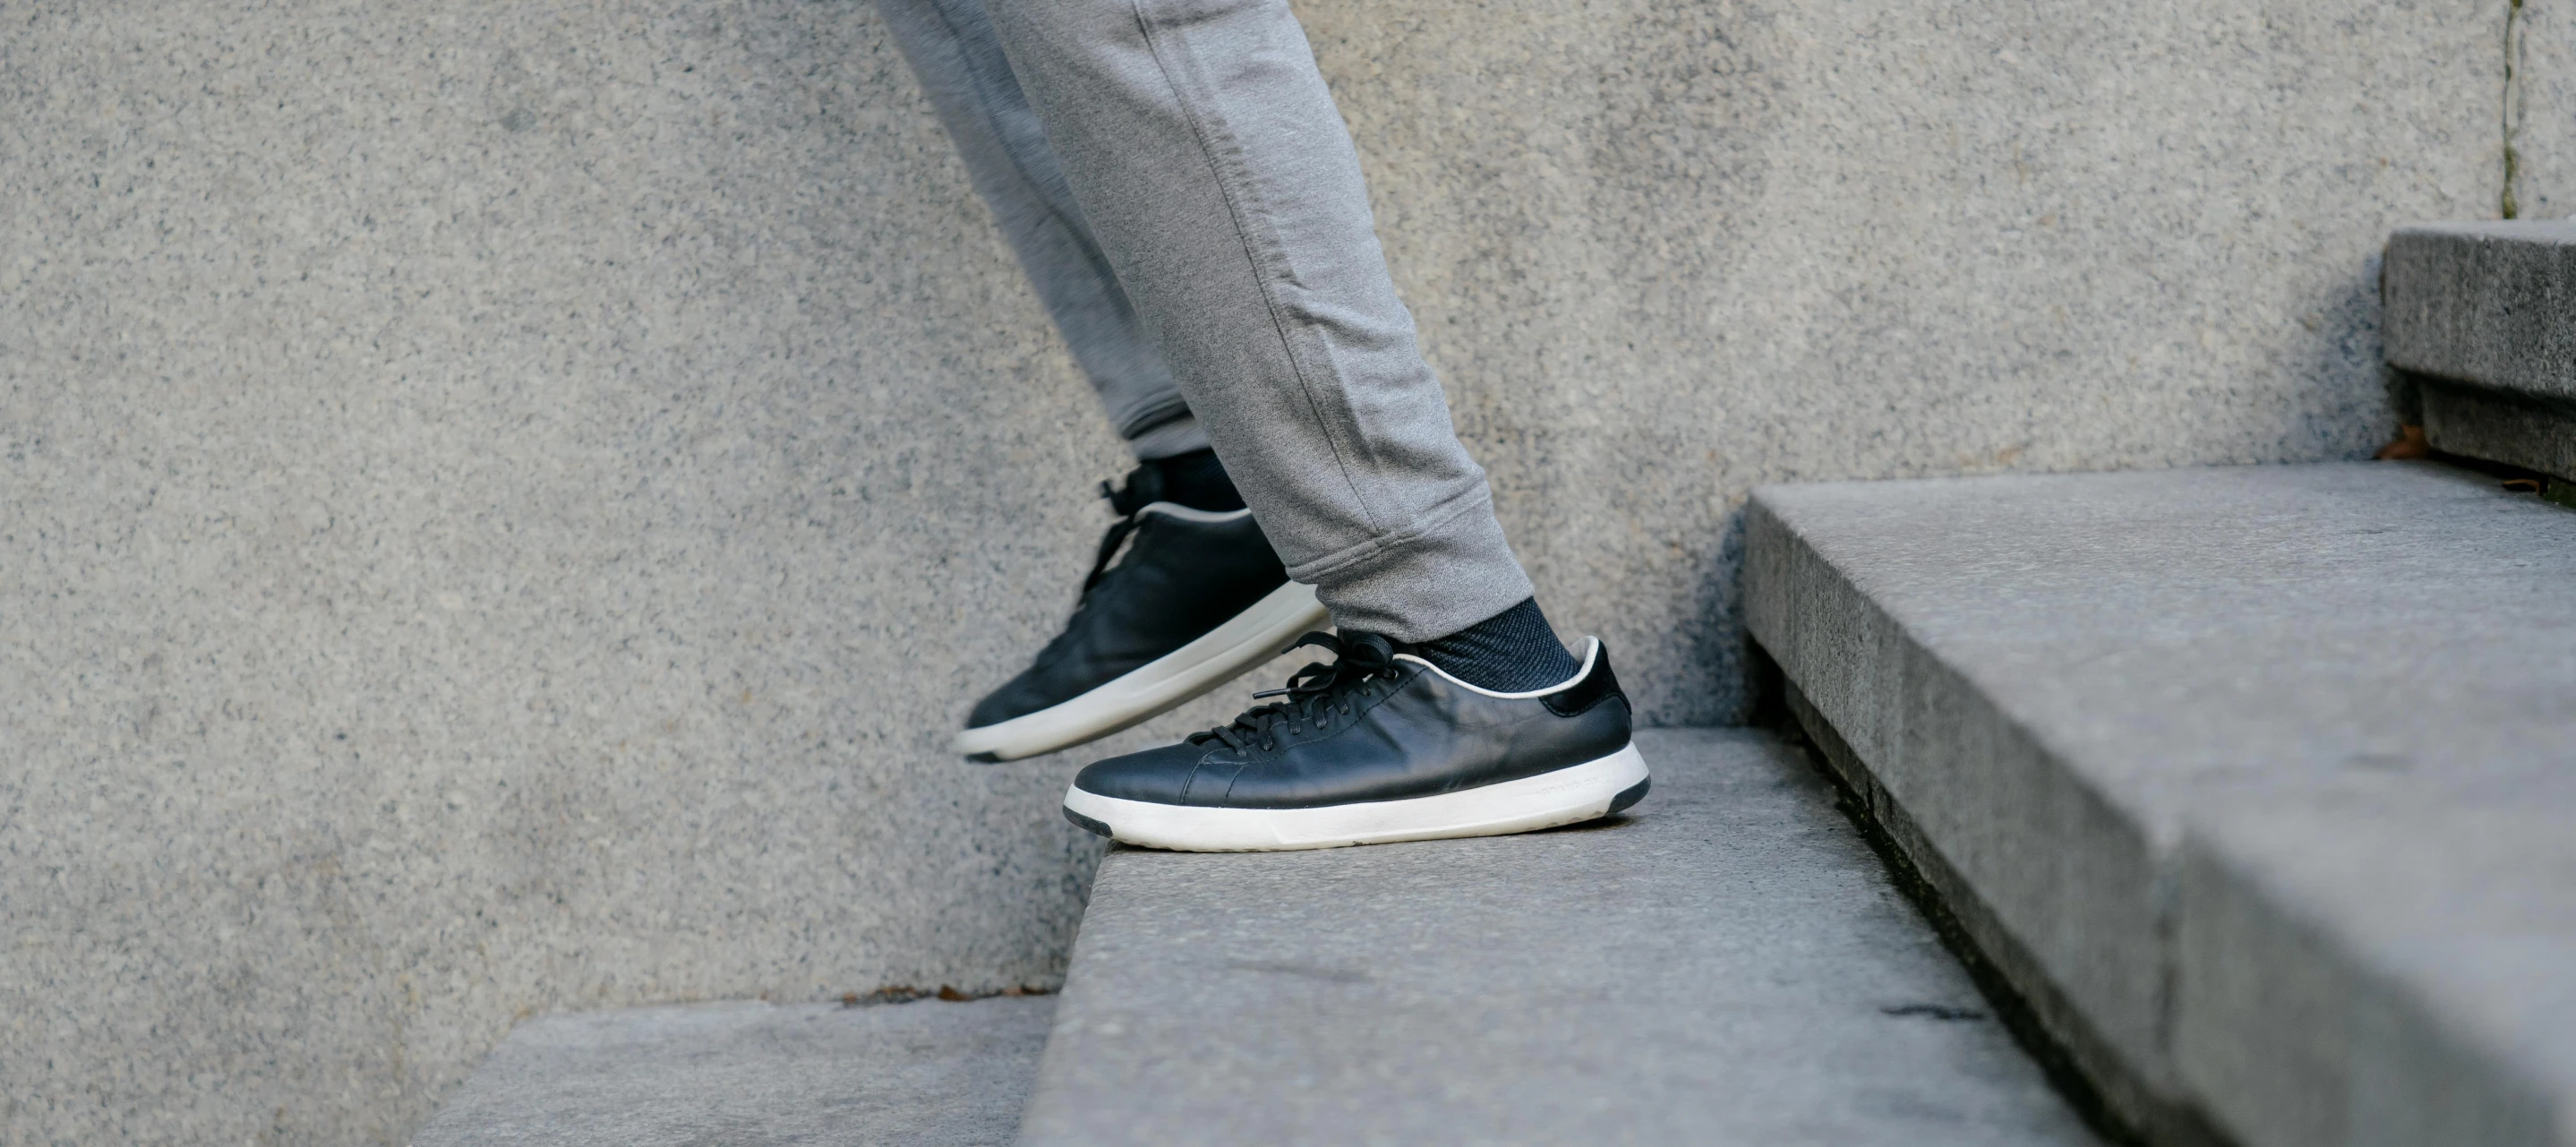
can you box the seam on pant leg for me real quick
[1128,0,1385,535]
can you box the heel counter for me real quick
[1544,640,1628,720]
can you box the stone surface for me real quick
[1017,728,2098,1146]
[2383,221,2576,402]
[1745,462,2576,1147]
[410,994,1055,1147]
[2176,800,2576,1147]
[0,0,2536,1140]
[2382,221,2576,478]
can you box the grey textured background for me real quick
[2513,0,2575,220]
[0,1,2551,1142]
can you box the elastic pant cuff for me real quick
[1285,486,1536,643]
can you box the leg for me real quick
[874,0,1207,458]
[886,0,1335,760]
[980,0,1639,851]
[983,0,1533,641]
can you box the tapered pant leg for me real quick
[981,0,1534,641]
[875,0,1209,459]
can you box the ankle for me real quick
[1400,598,1580,693]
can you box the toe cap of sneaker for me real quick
[966,669,1057,730]
[1073,741,1231,806]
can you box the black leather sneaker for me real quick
[1060,632,1648,851]
[954,475,1327,762]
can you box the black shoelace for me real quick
[1191,632,1399,755]
[1080,473,1162,594]
[1010,477,1160,677]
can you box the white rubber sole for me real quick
[1062,741,1651,852]
[954,580,1330,762]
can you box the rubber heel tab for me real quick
[1544,640,1627,718]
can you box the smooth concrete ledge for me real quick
[1744,462,2576,1147]
[1017,728,2096,1146]
[2384,222,2576,479]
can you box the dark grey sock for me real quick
[1403,597,1581,692]
[1149,449,1243,512]
[1113,449,1244,513]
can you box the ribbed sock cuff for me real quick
[1128,414,1212,461]
[1118,448,1243,512]
[1399,597,1579,692]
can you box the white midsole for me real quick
[954,580,1330,761]
[1062,741,1650,852]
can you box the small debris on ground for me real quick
[2374,424,2431,460]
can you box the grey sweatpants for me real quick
[877,0,1535,641]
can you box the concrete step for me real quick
[2384,220,2576,481]
[1016,728,2100,1146]
[1744,461,2576,1147]
[409,994,1054,1147]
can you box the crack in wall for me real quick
[2504,0,2529,218]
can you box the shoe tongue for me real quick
[1108,450,1245,515]
[1103,466,1164,518]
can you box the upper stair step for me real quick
[2384,220,2576,481]
[1015,728,2098,1146]
[1745,460,2576,1147]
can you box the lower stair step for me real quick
[410,995,1054,1146]
[1017,727,2098,1145]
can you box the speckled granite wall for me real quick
[0,0,2528,1142]
[2512,0,2576,220]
